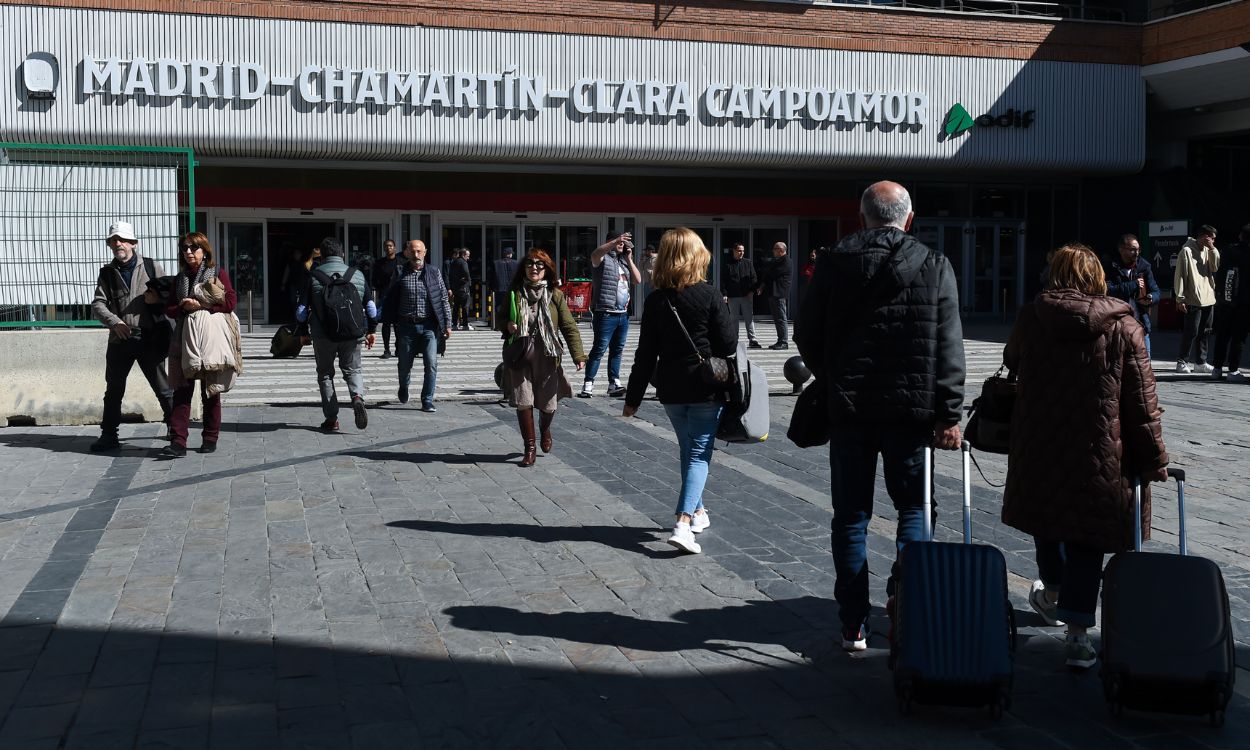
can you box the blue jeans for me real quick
[828,423,930,632]
[1034,538,1105,628]
[396,321,439,407]
[663,402,723,517]
[584,311,629,385]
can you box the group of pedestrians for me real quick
[1169,224,1250,379]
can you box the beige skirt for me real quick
[509,355,571,412]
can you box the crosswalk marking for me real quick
[228,323,1011,406]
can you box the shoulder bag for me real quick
[964,365,1016,455]
[666,296,733,386]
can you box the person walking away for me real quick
[162,233,238,457]
[449,247,473,330]
[499,249,586,467]
[489,247,519,330]
[371,239,400,358]
[623,228,737,554]
[759,242,792,349]
[1103,234,1161,359]
[299,237,378,432]
[1002,244,1168,669]
[89,221,174,451]
[721,243,760,349]
[580,232,641,398]
[381,239,452,412]
[1174,225,1220,373]
[795,181,965,652]
[1211,223,1250,381]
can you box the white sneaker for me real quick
[667,522,702,554]
[1212,367,1224,380]
[1229,371,1247,383]
[1028,580,1064,627]
[691,510,710,534]
[1194,362,1214,374]
[1176,361,1193,374]
[578,381,594,398]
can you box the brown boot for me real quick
[517,409,537,467]
[539,411,554,454]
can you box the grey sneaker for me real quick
[1194,362,1214,374]
[1065,632,1097,669]
[1028,580,1064,627]
[1229,371,1247,383]
[1176,361,1193,374]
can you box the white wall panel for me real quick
[0,6,1144,173]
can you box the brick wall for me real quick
[1142,2,1250,65]
[0,0,1141,64]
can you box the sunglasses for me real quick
[181,245,203,253]
[523,260,546,268]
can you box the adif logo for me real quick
[943,102,1035,137]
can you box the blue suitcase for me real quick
[890,442,1015,717]
[1100,469,1235,727]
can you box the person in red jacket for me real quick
[162,232,237,458]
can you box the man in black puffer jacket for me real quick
[795,180,965,653]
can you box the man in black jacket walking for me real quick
[796,181,965,653]
[721,243,761,348]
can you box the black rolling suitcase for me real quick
[1100,469,1235,727]
[270,325,303,358]
[891,441,1015,717]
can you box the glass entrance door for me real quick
[971,222,1024,315]
[218,221,265,328]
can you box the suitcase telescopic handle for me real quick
[1133,469,1187,555]
[921,444,974,544]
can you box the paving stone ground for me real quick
[0,328,1247,748]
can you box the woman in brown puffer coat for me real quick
[1002,243,1168,670]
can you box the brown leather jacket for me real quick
[1001,291,1168,553]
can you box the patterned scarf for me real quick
[175,263,217,308]
[516,281,562,358]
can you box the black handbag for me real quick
[786,382,829,448]
[502,335,535,370]
[666,297,733,386]
[965,365,1016,455]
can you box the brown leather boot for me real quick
[517,409,537,467]
[539,411,554,454]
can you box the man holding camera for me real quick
[1104,233,1161,359]
[89,221,174,452]
[580,232,641,398]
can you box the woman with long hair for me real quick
[1003,243,1167,668]
[499,249,586,467]
[623,228,737,554]
[161,232,237,458]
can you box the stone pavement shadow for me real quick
[0,433,165,456]
[348,451,519,465]
[0,619,1244,745]
[387,519,683,559]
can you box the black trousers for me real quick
[101,336,173,437]
[1177,304,1215,365]
[453,289,471,328]
[1211,304,1250,371]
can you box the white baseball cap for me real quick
[106,221,137,242]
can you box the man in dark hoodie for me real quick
[796,181,965,653]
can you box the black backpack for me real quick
[311,267,366,341]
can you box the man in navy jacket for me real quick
[1104,233,1161,359]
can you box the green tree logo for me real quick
[943,103,975,137]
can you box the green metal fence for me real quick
[0,143,196,328]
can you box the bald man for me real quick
[795,180,965,653]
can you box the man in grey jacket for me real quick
[89,221,173,452]
[298,237,378,432]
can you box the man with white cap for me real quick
[89,220,174,451]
